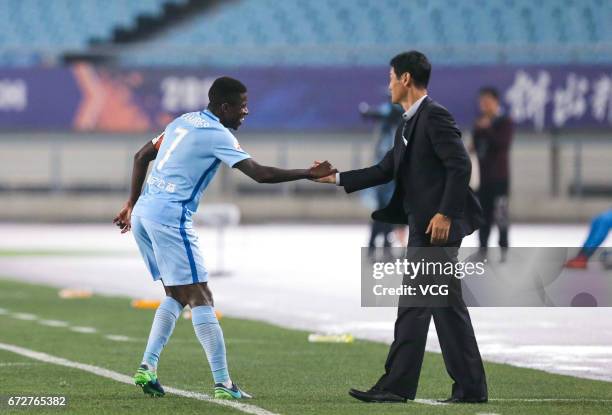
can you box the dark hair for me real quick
[389,51,431,89]
[479,86,499,101]
[208,76,247,107]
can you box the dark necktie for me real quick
[401,116,414,147]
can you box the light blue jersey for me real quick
[133,110,250,229]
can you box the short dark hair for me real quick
[479,86,499,101]
[389,51,431,89]
[208,76,247,107]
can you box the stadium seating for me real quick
[119,0,612,66]
[0,0,610,66]
[0,0,174,65]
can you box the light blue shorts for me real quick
[132,215,208,286]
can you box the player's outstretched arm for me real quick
[113,141,159,233]
[234,158,337,184]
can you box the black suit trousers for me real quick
[374,228,488,400]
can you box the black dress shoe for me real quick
[349,387,407,403]
[439,396,488,404]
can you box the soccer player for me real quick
[113,77,336,399]
[565,208,612,269]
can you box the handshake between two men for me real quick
[309,161,452,246]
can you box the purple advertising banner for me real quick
[0,64,611,132]
[0,67,80,129]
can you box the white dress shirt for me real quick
[336,95,428,185]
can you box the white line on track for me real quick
[0,342,279,415]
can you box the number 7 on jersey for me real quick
[157,127,188,171]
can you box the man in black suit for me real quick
[315,51,488,403]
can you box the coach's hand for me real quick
[113,201,133,234]
[426,213,451,245]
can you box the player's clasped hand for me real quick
[308,160,337,180]
[113,201,133,234]
[309,160,337,183]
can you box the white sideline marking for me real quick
[0,362,36,367]
[415,397,612,405]
[0,342,279,415]
[12,312,37,320]
[70,326,97,334]
[4,307,134,343]
[414,398,447,405]
[39,319,69,327]
[104,335,131,342]
[491,398,612,402]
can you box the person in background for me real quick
[565,209,612,269]
[359,100,406,254]
[472,87,513,260]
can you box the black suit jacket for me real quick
[340,97,483,242]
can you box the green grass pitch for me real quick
[0,278,611,414]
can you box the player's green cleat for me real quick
[134,364,165,397]
[214,382,253,400]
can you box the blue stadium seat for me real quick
[117,0,612,66]
[0,0,610,66]
[0,0,172,66]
